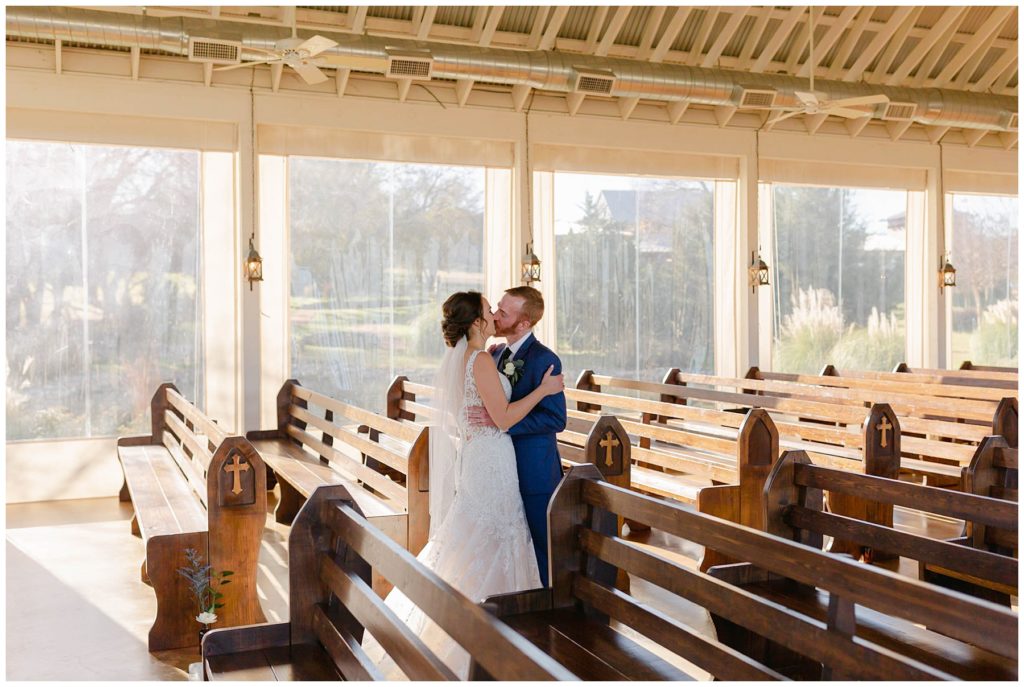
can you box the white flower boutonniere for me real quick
[501,358,525,386]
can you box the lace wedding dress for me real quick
[362,349,541,679]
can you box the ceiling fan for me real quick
[214,22,338,85]
[767,7,889,126]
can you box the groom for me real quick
[467,286,566,587]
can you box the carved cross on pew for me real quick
[599,431,620,467]
[876,417,892,448]
[224,454,251,495]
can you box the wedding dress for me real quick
[362,347,541,679]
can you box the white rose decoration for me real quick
[503,362,516,375]
[196,611,218,625]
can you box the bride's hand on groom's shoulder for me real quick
[540,365,565,396]
[487,343,501,355]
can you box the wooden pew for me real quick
[922,435,1019,601]
[202,483,575,681]
[249,380,429,593]
[764,363,1019,392]
[752,364,1019,402]
[959,361,1018,374]
[899,362,1018,384]
[480,458,1017,680]
[117,383,267,651]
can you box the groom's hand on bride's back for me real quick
[466,405,497,428]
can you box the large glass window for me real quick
[6,141,204,441]
[288,158,486,411]
[948,193,1018,367]
[553,173,715,379]
[768,184,908,373]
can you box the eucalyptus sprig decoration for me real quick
[177,548,234,625]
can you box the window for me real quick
[948,193,1018,368]
[767,184,908,373]
[6,141,203,441]
[552,173,715,380]
[288,158,486,411]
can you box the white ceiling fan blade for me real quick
[794,90,820,107]
[829,94,890,109]
[213,59,276,72]
[767,110,803,126]
[297,35,338,57]
[824,106,874,119]
[290,60,329,84]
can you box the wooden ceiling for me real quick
[96,5,1018,96]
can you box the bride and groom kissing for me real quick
[363,286,567,677]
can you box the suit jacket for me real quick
[493,333,567,496]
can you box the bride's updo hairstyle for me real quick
[441,291,484,347]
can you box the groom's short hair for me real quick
[505,286,544,326]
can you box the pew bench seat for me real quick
[120,443,208,542]
[494,601,693,681]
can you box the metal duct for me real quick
[7,6,1017,131]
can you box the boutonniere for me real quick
[501,358,525,385]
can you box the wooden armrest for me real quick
[202,622,291,657]
[482,588,553,616]
[117,434,154,447]
[246,428,284,441]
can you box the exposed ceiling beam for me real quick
[350,6,368,34]
[635,6,666,61]
[845,6,914,82]
[619,96,640,120]
[566,92,585,116]
[925,125,950,144]
[281,6,296,30]
[804,112,829,135]
[595,6,631,57]
[885,119,913,142]
[650,7,691,64]
[751,6,806,73]
[845,116,872,138]
[336,68,350,97]
[688,7,719,65]
[584,6,609,53]
[527,7,551,50]
[667,101,689,125]
[416,6,437,41]
[396,77,412,102]
[998,131,1017,150]
[270,62,283,92]
[511,84,531,112]
[456,78,474,107]
[826,7,873,78]
[54,38,62,75]
[479,6,505,48]
[737,8,772,68]
[911,9,969,86]
[963,128,988,148]
[702,9,746,69]
[972,48,1018,92]
[538,6,570,52]
[932,7,1014,88]
[993,61,1018,91]
[798,6,858,77]
[869,6,923,82]
[131,45,140,80]
[951,23,1005,90]
[886,7,967,85]
[714,105,737,128]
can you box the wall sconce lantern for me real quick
[521,241,541,285]
[939,253,957,291]
[748,251,770,293]
[245,237,263,290]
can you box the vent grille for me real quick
[574,69,616,95]
[188,37,241,65]
[739,89,777,109]
[386,51,433,80]
[882,102,917,121]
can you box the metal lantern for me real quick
[245,237,264,290]
[748,251,770,293]
[521,241,541,285]
[940,254,957,290]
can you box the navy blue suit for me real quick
[493,333,566,587]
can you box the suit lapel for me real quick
[511,333,536,361]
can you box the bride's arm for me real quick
[473,353,563,431]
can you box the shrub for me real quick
[970,298,1018,366]
[773,288,844,374]
[831,308,905,371]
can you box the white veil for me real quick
[428,336,466,537]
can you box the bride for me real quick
[362,290,564,679]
